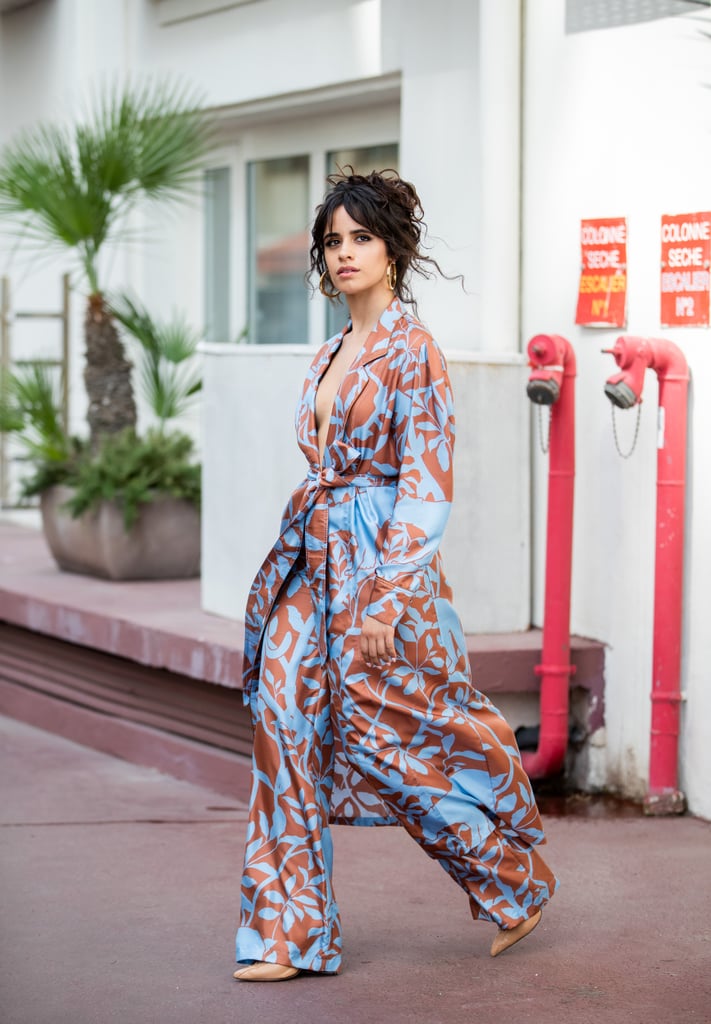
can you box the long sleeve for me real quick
[365,335,455,628]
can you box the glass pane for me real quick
[204,166,231,343]
[565,0,703,33]
[325,143,399,338]
[247,156,310,345]
[327,143,399,178]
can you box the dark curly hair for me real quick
[308,168,455,314]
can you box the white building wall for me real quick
[522,1,711,817]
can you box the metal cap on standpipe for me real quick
[603,379,638,409]
[601,339,649,408]
[527,377,560,405]
[526,334,569,407]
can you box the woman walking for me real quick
[234,169,558,982]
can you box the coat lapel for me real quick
[299,327,348,465]
[338,297,406,424]
[303,298,406,466]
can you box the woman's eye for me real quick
[356,234,371,243]
[325,238,339,247]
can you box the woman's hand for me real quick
[360,615,396,669]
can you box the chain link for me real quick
[611,401,642,459]
[536,404,552,455]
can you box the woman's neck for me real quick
[345,287,394,337]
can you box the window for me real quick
[327,143,399,177]
[565,0,706,32]
[247,156,310,345]
[204,167,231,343]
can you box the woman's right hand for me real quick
[360,615,396,669]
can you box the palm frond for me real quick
[0,77,214,292]
[0,364,70,464]
[110,292,160,357]
[127,79,214,201]
[80,78,213,205]
[0,123,113,254]
[155,318,202,364]
[110,291,203,426]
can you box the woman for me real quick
[233,170,558,982]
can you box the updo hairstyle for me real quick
[309,168,451,312]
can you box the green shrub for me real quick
[59,429,201,530]
[1,311,202,532]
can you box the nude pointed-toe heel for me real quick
[233,962,301,982]
[490,909,542,958]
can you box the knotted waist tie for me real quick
[299,464,396,642]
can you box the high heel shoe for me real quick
[233,961,301,982]
[490,909,542,957]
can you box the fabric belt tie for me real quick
[305,465,396,491]
[301,465,396,644]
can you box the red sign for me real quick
[660,212,711,327]
[575,218,628,327]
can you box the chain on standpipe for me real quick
[536,404,552,454]
[611,401,642,459]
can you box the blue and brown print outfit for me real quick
[236,298,558,973]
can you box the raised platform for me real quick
[0,521,604,797]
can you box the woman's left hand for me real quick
[360,615,396,669]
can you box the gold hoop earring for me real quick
[386,261,397,292]
[319,271,340,299]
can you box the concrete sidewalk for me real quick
[1,715,709,1024]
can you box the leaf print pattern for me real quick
[236,299,558,973]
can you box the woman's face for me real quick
[323,205,391,303]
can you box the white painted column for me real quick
[478,0,522,352]
[397,0,522,353]
[397,0,482,350]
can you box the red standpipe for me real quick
[523,334,577,779]
[604,336,689,815]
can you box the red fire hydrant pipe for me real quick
[523,334,577,779]
[604,336,689,815]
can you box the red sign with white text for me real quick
[575,217,627,327]
[660,212,710,327]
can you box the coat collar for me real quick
[318,295,406,373]
[346,296,407,370]
[304,297,408,467]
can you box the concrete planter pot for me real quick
[40,484,201,580]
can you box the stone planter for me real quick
[40,485,201,580]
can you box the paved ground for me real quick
[1,715,710,1024]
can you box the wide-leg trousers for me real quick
[235,569,558,973]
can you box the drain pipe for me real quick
[604,336,689,815]
[523,334,577,778]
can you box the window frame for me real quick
[202,143,244,345]
[154,0,259,27]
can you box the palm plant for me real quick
[0,79,213,447]
[0,294,205,521]
[110,293,202,430]
[0,363,73,469]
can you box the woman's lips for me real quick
[337,267,358,277]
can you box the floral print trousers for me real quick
[235,566,558,974]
